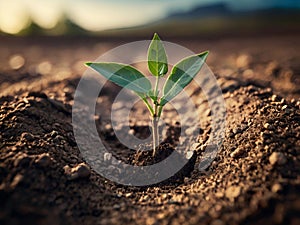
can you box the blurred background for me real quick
[0,0,299,37]
[0,0,299,101]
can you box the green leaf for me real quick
[147,33,168,76]
[160,51,209,106]
[86,62,152,94]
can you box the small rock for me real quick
[125,193,132,197]
[113,204,121,210]
[232,127,242,135]
[230,147,246,158]
[20,132,35,142]
[15,102,25,110]
[103,152,112,161]
[263,123,274,130]
[260,131,269,139]
[50,130,58,138]
[14,153,31,167]
[146,217,156,225]
[35,153,52,167]
[64,163,91,180]
[271,94,278,102]
[215,192,224,198]
[63,165,71,172]
[70,163,91,180]
[281,105,291,114]
[10,174,23,188]
[128,129,135,135]
[104,123,112,131]
[225,186,241,201]
[281,105,288,110]
[269,152,287,166]
[184,177,190,183]
[204,108,211,117]
[271,183,282,193]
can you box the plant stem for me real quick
[151,75,161,156]
[151,116,159,157]
[157,105,163,118]
[142,97,154,116]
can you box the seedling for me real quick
[86,33,208,156]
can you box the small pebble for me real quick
[14,153,31,167]
[103,152,112,161]
[269,152,287,166]
[225,186,241,201]
[125,193,132,197]
[72,163,90,178]
[146,217,156,225]
[64,163,91,180]
[263,123,274,130]
[50,130,58,138]
[104,124,112,131]
[271,183,282,193]
[232,127,242,135]
[20,132,35,142]
[215,192,224,198]
[10,174,23,188]
[113,204,121,210]
[128,129,135,135]
[271,94,278,102]
[230,147,246,158]
[35,153,52,167]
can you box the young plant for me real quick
[86,33,208,156]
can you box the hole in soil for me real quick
[93,86,203,185]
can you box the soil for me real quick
[0,34,300,225]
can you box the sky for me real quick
[0,0,299,34]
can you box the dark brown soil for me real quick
[0,34,300,225]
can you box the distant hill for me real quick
[168,3,232,19]
[1,2,299,38]
[167,2,300,20]
[95,4,300,38]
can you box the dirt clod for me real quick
[225,186,241,201]
[230,147,246,158]
[72,163,91,179]
[269,152,287,166]
[35,153,53,167]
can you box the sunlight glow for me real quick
[0,0,30,34]
[66,1,167,31]
[25,0,63,29]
